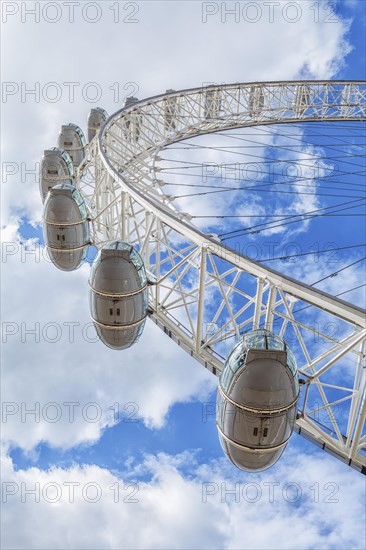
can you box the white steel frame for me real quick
[76,81,366,473]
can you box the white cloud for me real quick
[1,447,365,550]
[1,0,353,228]
[1,229,216,451]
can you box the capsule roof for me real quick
[59,123,87,146]
[242,329,297,374]
[90,241,147,292]
[44,183,88,223]
[44,146,64,155]
[42,148,74,175]
[124,97,139,108]
[220,330,298,397]
[89,107,108,118]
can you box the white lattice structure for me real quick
[76,81,366,473]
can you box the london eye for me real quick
[39,81,366,474]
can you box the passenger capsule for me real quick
[39,147,74,201]
[248,85,264,117]
[43,183,90,271]
[217,330,299,472]
[58,123,86,167]
[89,242,148,350]
[87,108,108,142]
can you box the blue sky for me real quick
[1,1,365,549]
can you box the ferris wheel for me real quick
[40,81,366,474]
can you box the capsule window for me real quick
[253,427,258,436]
[116,308,120,316]
[62,235,65,241]
[65,141,73,146]
[57,235,60,241]
[109,308,113,316]
[263,428,268,438]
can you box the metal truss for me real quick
[76,81,366,473]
